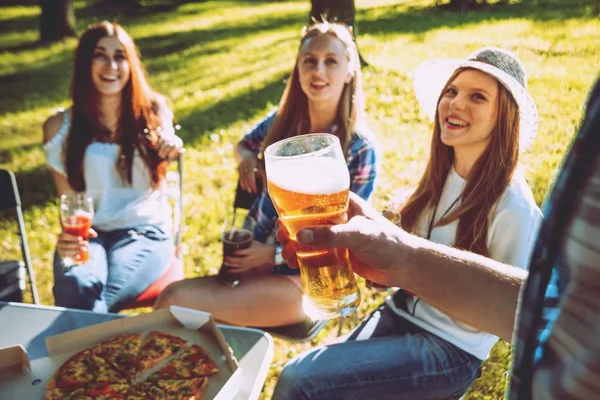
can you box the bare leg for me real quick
[154,274,305,327]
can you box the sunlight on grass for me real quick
[0,6,39,20]
[1,1,599,399]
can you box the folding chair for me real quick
[121,150,186,309]
[0,169,40,304]
[231,180,330,342]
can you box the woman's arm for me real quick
[487,193,542,269]
[43,111,97,261]
[154,97,183,159]
[277,192,527,342]
[42,111,76,197]
[235,112,277,193]
[347,139,379,201]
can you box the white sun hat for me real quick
[413,46,538,152]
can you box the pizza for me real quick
[46,383,130,400]
[137,331,187,372]
[46,348,127,390]
[45,331,219,400]
[151,344,219,380]
[90,333,142,380]
[128,377,208,400]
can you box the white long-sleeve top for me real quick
[386,166,542,360]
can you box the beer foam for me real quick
[267,157,349,194]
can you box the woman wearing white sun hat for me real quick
[272,47,542,400]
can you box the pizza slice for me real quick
[83,382,131,399]
[45,386,86,400]
[137,331,187,373]
[128,377,208,400]
[46,383,130,400]
[91,333,142,380]
[46,348,127,391]
[150,344,219,380]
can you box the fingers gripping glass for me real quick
[264,133,360,320]
[59,194,94,267]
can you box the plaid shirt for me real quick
[239,110,380,244]
[510,79,600,399]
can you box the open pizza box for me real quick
[0,306,242,399]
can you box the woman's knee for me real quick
[53,271,102,310]
[273,354,320,400]
[154,279,191,309]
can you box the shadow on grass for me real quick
[177,71,287,145]
[0,49,73,116]
[0,4,301,114]
[358,0,595,39]
[134,10,303,62]
[0,13,39,45]
[12,165,57,212]
[1,0,593,154]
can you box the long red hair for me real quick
[401,67,520,256]
[65,21,167,191]
[259,21,367,157]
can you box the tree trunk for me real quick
[39,0,76,42]
[309,0,368,67]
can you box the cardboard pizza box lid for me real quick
[0,345,30,370]
[0,306,243,400]
[0,346,44,397]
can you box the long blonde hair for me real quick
[259,21,366,157]
[401,67,520,257]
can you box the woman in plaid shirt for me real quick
[155,21,379,328]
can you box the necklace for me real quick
[426,195,461,240]
[396,192,461,316]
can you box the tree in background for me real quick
[39,0,77,42]
[309,0,368,66]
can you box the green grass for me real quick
[1,0,599,398]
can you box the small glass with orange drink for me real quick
[59,193,94,266]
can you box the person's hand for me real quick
[276,192,409,287]
[155,134,183,159]
[382,188,414,225]
[223,241,275,273]
[57,228,98,262]
[237,156,265,194]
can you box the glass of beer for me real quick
[264,133,360,320]
[59,193,94,266]
[218,209,256,287]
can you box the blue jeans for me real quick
[272,304,482,400]
[53,225,173,313]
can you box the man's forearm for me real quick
[397,234,527,342]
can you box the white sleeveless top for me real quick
[43,111,172,232]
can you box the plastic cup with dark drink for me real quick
[218,210,256,287]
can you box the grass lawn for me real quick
[1,0,599,398]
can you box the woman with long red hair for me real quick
[273,47,542,400]
[42,21,183,313]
